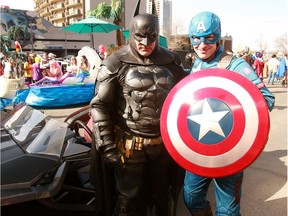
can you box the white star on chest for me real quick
[187,99,229,140]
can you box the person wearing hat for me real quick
[253,52,265,81]
[90,13,187,215]
[183,11,275,216]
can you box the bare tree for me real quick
[275,33,288,54]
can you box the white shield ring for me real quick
[160,68,270,177]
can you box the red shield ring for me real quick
[160,68,270,177]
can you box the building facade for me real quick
[146,0,172,36]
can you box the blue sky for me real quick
[171,0,288,51]
[2,0,287,51]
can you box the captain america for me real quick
[90,13,187,215]
[183,11,275,216]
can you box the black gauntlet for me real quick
[102,148,125,168]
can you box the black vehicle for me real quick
[1,104,114,216]
[1,104,184,216]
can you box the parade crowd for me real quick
[0,44,108,86]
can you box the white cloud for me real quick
[1,0,35,10]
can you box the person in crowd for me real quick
[48,52,56,60]
[46,60,63,78]
[24,55,34,84]
[267,54,280,85]
[262,54,269,78]
[253,51,265,81]
[183,11,275,216]
[185,51,197,69]
[0,56,4,76]
[90,13,187,215]
[2,57,12,78]
[77,55,90,82]
[40,52,50,76]
[32,56,43,83]
[67,55,79,75]
[276,53,288,87]
[98,44,107,60]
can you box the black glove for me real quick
[103,148,125,168]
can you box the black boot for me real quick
[113,196,146,216]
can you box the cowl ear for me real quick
[133,0,141,17]
[133,0,158,17]
[151,0,158,16]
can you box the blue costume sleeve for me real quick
[228,58,275,111]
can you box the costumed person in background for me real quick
[77,55,90,82]
[67,55,79,75]
[98,44,107,60]
[253,51,265,81]
[90,13,187,216]
[40,52,50,76]
[183,11,275,216]
[32,56,43,83]
[30,68,74,86]
[30,71,73,86]
[46,60,63,78]
[24,55,34,84]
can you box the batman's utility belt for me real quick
[114,126,163,158]
[123,135,162,158]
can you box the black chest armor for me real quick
[118,64,174,136]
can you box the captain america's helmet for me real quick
[189,11,221,46]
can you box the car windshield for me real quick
[2,105,71,156]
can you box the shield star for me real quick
[188,98,229,140]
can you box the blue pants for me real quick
[267,71,276,84]
[183,171,243,216]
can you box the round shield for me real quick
[160,68,270,177]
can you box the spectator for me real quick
[98,44,107,60]
[24,55,34,84]
[267,54,280,85]
[276,54,288,87]
[32,56,43,83]
[253,52,265,81]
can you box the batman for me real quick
[90,13,187,216]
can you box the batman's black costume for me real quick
[90,14,187,216]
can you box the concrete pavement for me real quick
[42,84,287,216]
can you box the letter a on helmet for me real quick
[196,21,207,33]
